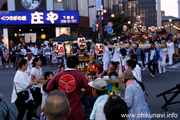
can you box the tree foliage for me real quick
[109,14,129,36]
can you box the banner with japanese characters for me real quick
[0,11,79,25]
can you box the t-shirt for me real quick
[21,49,26,56]
[31,67,43,88]
[150,50,155,61]
[134,64,142,82]
[46,69,92,120]
[11,71,32,103]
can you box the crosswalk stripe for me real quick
[168,63,180,68]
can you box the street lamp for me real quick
[128,21,131,25]
[103,9,107,13]
[111,14,115,18]
[169,19,172,33]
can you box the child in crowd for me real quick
[107,71,119,95]
[58,65,65,73]
[40,71,54,120]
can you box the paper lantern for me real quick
[136,15,141,21]
[95,43,104,55]
[151,26,155,32]
[58,45,64,57]
[65,45,71,55]
[123,25,127,31]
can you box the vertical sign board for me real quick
[97,0,103,21]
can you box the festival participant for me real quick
[40,71,54,120]
[51,44,58,66]
[159,43,167,73]
[42,90,71,120]
[166,39,175,65]
[11,59,38,120]
[46,56,92,120]
[120,48,129,69]
[104,95,128,120]
[58,64,65,73]
[0,94,17,120]
[130,55,142,82]
[122,69,151,120]
[103,43,111,71]
[112,48,120,62]
[88,78,108,120]
[107,71,119,95]
[31,57,43,118]
[147,43,161,77]
[125,42,132,57]
[25,49,35,75]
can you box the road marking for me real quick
[168,63,180,68]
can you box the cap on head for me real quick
[122,69,134,80]
[88,78,107,90]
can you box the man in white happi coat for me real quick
[103,45,111,71]
[166,39,174,65]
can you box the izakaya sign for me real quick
[0,11,79,25]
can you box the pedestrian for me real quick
[40,71,54,120]
[43,44,47,65]
[42,90,71,120]
[107,71,119,95]
[0,48,3,69]
[104,95,128,120]
[2,45,9,68]
[9,47,15,68]
[11,58,38,120]
[166,39,175,65]
[20,45,26,58]
[15,44,21,66]
[122,69,151,120]
[34,44,39,57]
[45,44,51,66]
[31,57,43,119]
[46,55,92,120]
[159,43,167,73]
[39,44,44,64]
[0,94,17,120]
[147,43,161,77]
[88,78,108,120]
[51,45,58,66]
[29,44,35,56]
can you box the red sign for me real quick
[59,74,76,93]
[107,22,113,28]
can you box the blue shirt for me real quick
[125,82,151,120]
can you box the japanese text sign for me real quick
[0,11,79,25]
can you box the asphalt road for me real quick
[0,65,180,120]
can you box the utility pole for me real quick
[99,10,103,42]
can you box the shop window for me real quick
[0,0,7,11]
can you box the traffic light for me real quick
[96,24,100,31]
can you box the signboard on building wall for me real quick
[15,0,46,11]
[0,11,79,25]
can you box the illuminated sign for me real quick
[0,11,79,25]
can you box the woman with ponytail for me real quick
[11,58,38,120]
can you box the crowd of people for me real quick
[0,38,179,120]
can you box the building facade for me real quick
[0,0,93,48]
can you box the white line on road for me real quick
[168,62,180,68]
